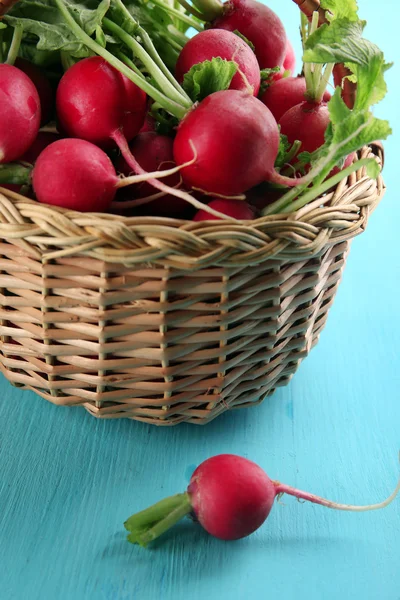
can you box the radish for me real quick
[261,77,331,123]
[270,40,297,83]
[115,132,188,217]
[139,112,156,134]
[22,131,61,164]
[124,453,400,545]
[56,56,147,152]
[282,40,296,76]
[2,132,61,196]
[173,90,306,196]
[0,64,41,163]
[193,198,255,220]
[279,100,330,156]
[32,138,233,220]
[32,139,119,212]
[15,58,55,126]
[175,29,260,95]
[211,0,287,70]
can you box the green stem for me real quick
[151,0,203,31]
[115,50,146,78]
[138,25,192,101]
[0,29,4,63]
[263,158,375,216]
[191,0,224,21]
[5,24,23,65]
[158,30,186,52]
[283,140,302,165]
[103,18,192,109]
[174,0,208,21]
[315,63,334,103]
[300,12,308,53]
[0,163,32,185]
[124,492,192,546]
[60,51,76,72]
[302,11,334,104]
[54,0,188,120]
[110,0,191,99]
[168,25,190,46]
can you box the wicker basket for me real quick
[0,145,385,424]
[0,0,386,425]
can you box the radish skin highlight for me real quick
[124,454,400,546]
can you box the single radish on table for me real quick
[210,0,287,70]
[0,64,41,163]
[193,198,255,220]
[124,454,400,545]
[175,29,261,95]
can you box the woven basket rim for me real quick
[0,144,385,268]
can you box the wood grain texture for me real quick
[0,1,399,599]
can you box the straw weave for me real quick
[0,145,385,424]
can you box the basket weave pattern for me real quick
[0,147,384,424]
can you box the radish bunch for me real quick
[124,454,400,545]
[0,0,391,220]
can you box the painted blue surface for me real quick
[1,2,399,599]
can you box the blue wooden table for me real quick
[1,2,399,599]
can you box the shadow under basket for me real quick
[0,145,385,425]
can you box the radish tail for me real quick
[274,457,400,512]
[267,169,310,188]
[111,130,242,220]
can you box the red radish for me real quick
[124,453,400,545]
[32,138,226,220]
[193,198,255,220]
[116,132,188,217]
[56,56,147,151]
[22,131,61,164]
[1,132,61,196]
[175,29,260,95]
[0,64,41,163]
[282,40,296,76]
[14,58,54,126]
[211,0,287,69]
[279,100,330,156]
[139,112,156,133]
[32,139,118,212]
[173,90,304,196]
[261,77,331,123]
[333,64,356,109]
[270,40,297,83]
